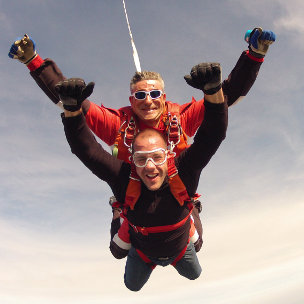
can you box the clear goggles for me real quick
[131,90,163,100]
[133,148,168,168]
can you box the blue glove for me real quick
[8,34,37,64]
[245,27,276,58]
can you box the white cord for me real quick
[122,0,142,72]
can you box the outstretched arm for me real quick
[222,27,276,106]
[57,78,129,195]
[180,63,228,195]
[8,34,122,146]
[180,27,276,136]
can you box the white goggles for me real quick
[133,148,168,168]
[131,90,163,100]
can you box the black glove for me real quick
[55,78,95,111]
[184,62,222,95]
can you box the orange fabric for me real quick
[112,101,191,163]
[85,103,122,146]
[125,179,141,210]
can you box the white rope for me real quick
[122,0,141,72]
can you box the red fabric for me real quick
[171,243,188,267]
[136,249,156,269]
[85,99,205,147]
[246,50,264,63]
[117,218,130,243]
[84,103,122,146]
[179,97,205,137]
[129,205,192,235]
[26,54,44,71]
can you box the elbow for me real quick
[110,241,129,259]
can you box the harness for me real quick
[111,102,199,268]
[125,152,191,209]
[112,102,189,161]
[122,152,199,269]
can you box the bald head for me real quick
[132,129,167,154]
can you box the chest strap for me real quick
[125,203,193,236]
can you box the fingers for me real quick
[82,82,95,100]
[250,28,262,49]
[184,63,222,93]
[191,63,221,83]
[8,44,19,59]
[55,79,84,96]
[260,30,276,43]
[55,78,93,101]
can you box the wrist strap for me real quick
[26,54,44,71]
[204,83,222,95]
[246,50,264,63]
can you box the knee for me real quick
[188,267,202,280]
[124,277,144,292]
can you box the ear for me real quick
[129,95,133,105]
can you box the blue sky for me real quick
[0,0,303,303]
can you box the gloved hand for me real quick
[184,62,222,94]
[8,34,37,64]
[55,78,95,112]
[246,27,276,58]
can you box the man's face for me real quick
[133,134,168,191]
[129,80,166,127]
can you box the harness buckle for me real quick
[130,223,148,235]
[124,117,136,148]
[167,114,181,152]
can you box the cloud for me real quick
[1,196,303,304]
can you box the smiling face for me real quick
[129,79,166,127]
[132,129,168,191]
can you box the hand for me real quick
[184,62,222,94]
[55,78,95,112]
[8,34,37,64]
[247,27,276,58]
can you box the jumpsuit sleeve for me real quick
[222,50,263,106]
[62,113,129,195]
[177,100,228,196]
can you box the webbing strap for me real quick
[135,241,189,269]
[129,204,193,235]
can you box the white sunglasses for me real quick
[131,90,163,100]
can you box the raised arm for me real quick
[8,34,122,146]
[179,27,276,137]
[222,27,276,106]
[179,63,228,195]
[56,78,130,196]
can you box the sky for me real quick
[0,0,303,303]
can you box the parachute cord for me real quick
[122,0,142,72]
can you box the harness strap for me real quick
[128,203,193,236]
[135,249,156,270]
[124,116,136,148]
[135,241,189,269]
[171,240,189,266]
[167,115,181,150]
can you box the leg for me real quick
[173,242,202,280]
[124,246,153,291]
